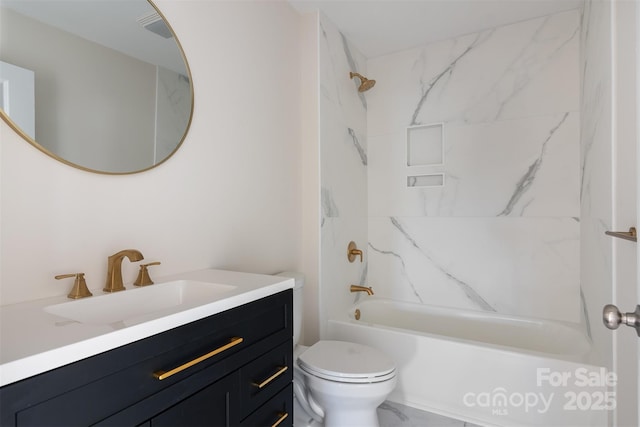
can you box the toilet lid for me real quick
[297,340,396,383]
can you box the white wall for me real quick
[299,11,321,345]
[0,0,304,305]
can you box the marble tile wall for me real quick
[365,9,582,322]
[319,13,368,333]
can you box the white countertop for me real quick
[0,269,293,387]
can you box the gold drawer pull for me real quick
[154,337,244,380]
[271,412,289,427]
[252,366,288,389]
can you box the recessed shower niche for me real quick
[406,123,444,167]
[406,174,444,188]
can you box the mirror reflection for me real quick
[0,0,193,174]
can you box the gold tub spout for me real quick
[350,285,374,296]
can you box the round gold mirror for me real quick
[0,0,193,174]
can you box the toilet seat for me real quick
[297,340,396,384]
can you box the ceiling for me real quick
[3,0,584,69]
[288,0,583,58]
[1,0,187,74]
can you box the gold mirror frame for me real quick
[0,0,194,175]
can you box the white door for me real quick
[605,1,639,426]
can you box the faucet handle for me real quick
[55,273,93,299]
[134,262,161,287]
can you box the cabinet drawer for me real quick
[240,383,293,427]
[152,289,291,384]
[4,290,292,427]
[239,340,292,418]
[150,371,237,427]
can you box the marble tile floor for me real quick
[378,401,482,427]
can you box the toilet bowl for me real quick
[297,340,396,427]
[277,272,397,427]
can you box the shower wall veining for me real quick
[365,9,581,323]
[319,9,583,330]
[319,12,369,334]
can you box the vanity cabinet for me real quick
[0,290,293,427]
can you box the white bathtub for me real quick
[327,298,611,427]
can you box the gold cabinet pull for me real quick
[252,366,288,389]
[271,412,289,427]
[154,337,243,380]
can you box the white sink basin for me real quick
[44,280,237,325]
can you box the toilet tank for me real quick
[276,272,304,346]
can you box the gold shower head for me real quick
[350,72,376,92]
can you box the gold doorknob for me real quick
[347,241,363,263]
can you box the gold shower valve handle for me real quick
[347,241,363,263]
[134,261,161,287]
[55,272,93,299]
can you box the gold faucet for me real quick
[104,249,144,292]
[350,285,374,296]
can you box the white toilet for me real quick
[277,272,397,427]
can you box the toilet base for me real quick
[301,370,396,427]
[294,395,382,427]
[323,408,380,427]
[293,394,323,427]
